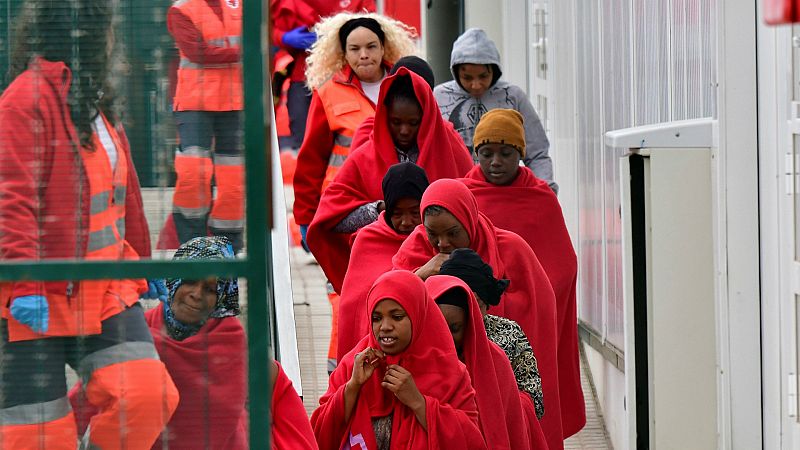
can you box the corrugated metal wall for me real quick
[574,0,717,348]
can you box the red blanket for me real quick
[310,271,485,450]
[426,275,532,449]
[337,212,408,361]
[272,361,318,450]
[462,165,585,437]
[307,68,473,293]
[520,393,550,449]
[146,304,248,450]
[392,179,564,450]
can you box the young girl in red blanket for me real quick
[426,275,538,449]
[336,162,429,361]
[392,179,565,450]
[311,270,486,450]
[306,68,473,295]
[462,109,584,437]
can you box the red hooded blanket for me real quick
[462,165,584,436]
[307,68,473,293]
[310,270,485,450]
[272,361,318,449]
[146,304,248,450]
[426,275,535,450]
[392,179,564,450]
[337,212,408,361]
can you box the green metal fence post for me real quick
[242,0,273,448]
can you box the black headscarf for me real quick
[439,248,509,306]
[338,18,385,51]
[434,286,469,311]
[390,56,435,88]
[381,162,430,230]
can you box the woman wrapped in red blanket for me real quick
[463,108,584,437]
[311,270,486,450]
[336,162,430,361]
[306,67,473,294]
[392,179,565,450]
[272,360,319,450]
[70,237,316,449]
[426,275,534,449]
[439,249,550,449]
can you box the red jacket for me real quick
[0,59,151,309]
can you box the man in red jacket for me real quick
[0,3,179,448]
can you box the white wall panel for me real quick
[570,0,717,350]
[575,0,605,332]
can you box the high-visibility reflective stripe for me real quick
[113,185,126,205]
[328,152,347,168]
[116,218,126,241]
[173,204,210,218]
[79,425,99,450]
[0,396,71,425]
[179,58,242,70]
[333,133,352,148]
[90,191,111,214]
[77,342,160,384]
[208,217,244,230]
[173,0,191,7]
[87,225,118,252]
[208,36,240,47]
[213,155,244,166]
[90,187,125,214]
[178,145,212,158]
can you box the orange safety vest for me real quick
[173,0,243,112]
[5,114,145,341]
[317,72,376,192]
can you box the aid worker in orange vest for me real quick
[0,2,179,448]
[168,0,245,252]
[292,12,417,249]
[270,0,377,151]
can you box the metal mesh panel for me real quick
[574,0,718,349]
[0,1,273,447]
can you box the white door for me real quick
[781,23,800,449]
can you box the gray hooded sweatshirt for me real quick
[434,28,556,192]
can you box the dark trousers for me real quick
[285,81,311,150]
[173,110,244,250]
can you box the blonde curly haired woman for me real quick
[291,11,416,374]
[293,12,416,243]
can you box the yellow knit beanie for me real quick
[473,109,526,158]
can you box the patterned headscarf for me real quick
[163,236,240,340]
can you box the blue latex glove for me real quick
[282,26,316,50]
[299,224,310,253]
[143,279,169,302]
[10,295,49,334]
